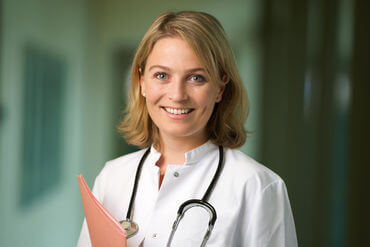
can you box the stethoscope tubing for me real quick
[166,199,217,247]
[125,148,150,220]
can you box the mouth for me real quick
[162,107,194,115]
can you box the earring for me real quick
[143,92,146,97]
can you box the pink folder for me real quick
[77,175,127,247]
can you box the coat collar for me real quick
[147,140,218,166]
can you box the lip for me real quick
[161,106,194,119]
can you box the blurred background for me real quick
[0,0,369,246]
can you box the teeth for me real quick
[165,107,191,115]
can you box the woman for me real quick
[77,11,297,247]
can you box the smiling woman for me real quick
[77,11,298,247]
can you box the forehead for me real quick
[145,36,205,71]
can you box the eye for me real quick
[155,72,168,80]
[190,74,206,82]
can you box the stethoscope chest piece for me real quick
[120,219,139,238]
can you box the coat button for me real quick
[173,171,179,177]
[152,233,158,238]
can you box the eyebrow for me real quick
[148,65,206,73]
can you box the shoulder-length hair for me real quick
[118,11,249,149]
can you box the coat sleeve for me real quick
[242,179,298,247]
[76,165,107,247]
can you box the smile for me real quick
[163,107,193,115]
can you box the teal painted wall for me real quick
[0,0,89,246]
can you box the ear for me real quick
[139,68,146,96]
[215,74,228,103]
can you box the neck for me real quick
[157,134,208,164]
[154,133,208,188]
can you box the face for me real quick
[140,37,224,145]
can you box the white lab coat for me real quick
[77,141,298,247]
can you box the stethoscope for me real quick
[120,145,224,247]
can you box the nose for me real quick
[168,78,188,102]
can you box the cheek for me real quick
[145,84,164,103]
[195,87,218,106]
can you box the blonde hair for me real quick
[118,11,249,148]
